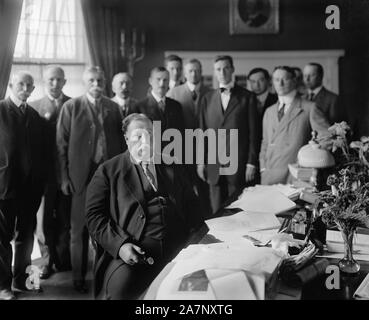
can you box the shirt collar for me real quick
[219,81,234,91]
[9,92,25,107]
[186,81,200,92]
[169,80,178,90]
[86,92,101,106]
[278,89,297,106]
[47,92,64,103]
[151,91,166,104]
[308,86,323,96]
[114,95,129,107]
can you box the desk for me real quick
[144,191,369,300]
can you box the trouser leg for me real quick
[54,190,71,271]
[70,189,89,282]
[13,192,42,287]
[0,200,16,290]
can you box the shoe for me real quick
[12,282,43,293]
[73,280,88,294]
[39,266,54,279]
[0,289,16,300]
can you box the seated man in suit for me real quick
[260,66,330,185]
[32,65,72,279]
[303,63,342,124]
[131,66,185,134]
[85,113,203,300]
[248,67,278,119]
[111,72,137,118]
[165,54,184,90]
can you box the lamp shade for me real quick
[298,133,335,168]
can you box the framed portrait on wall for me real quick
[229,0,279,34]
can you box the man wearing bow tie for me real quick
[56,66,124,293]
[131,67,185,134]
[111,72,137,118]
[85,113,203,299]
[198,55,261,213]
[31,65,72,280]
[0,71,47,299]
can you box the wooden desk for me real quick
[144,192,369,300]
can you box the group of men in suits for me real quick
[0,52,343,300]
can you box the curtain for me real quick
[80,0,125,97]
[0,0,23,99]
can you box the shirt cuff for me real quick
[246,164,256,169]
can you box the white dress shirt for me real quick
[219,81,234,111]
[9,92,25,108]
[278,89,297,114]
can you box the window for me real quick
[14,0,85,62]
[8,0,91,100]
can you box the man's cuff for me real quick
[260,168,266,173]
[246,164,256,169]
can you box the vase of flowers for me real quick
[315,122,369,274]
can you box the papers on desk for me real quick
[226,186,297,215]
[156,242,284,300]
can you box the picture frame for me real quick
[229,0,279,34]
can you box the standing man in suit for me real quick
[111,72,137,118]
[198,55,260,213]
[247,67,278,119]
[165,54,184,90]
[57,66,124,293]
[167,59,212,218]
[131,67,185,133]
[303,63,341,124]
[85,113,203,299]
[0,71,46,300]
[260,66,330,185]
[31,65,72,279]
[167,59,210,129]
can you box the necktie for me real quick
[191,90,198,101]
[220,87,228,94]
[158,100,165,112]
[19,103,27,115]
[308,92,315,101]
[141,162,157,192]
[278,103,285,122]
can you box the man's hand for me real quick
[118,243,146,265]
[61,177,74,195]
[245,165,256,183]
[197,164,207,182]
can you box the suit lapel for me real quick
[122,152,146,210]
[273,97,303,139]
[223,87,240,121]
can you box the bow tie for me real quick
[220,87,232,94]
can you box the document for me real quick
[226,188,296,215]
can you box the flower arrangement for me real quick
[314,122,369,273]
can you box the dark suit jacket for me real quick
[111,96,137,118]
[0,98,47,199]
[56,95,124,194]
[305,87,340,124]
[130,93,185,132]
[31,94,71,185]
[167,83,210,129]
[85,151,203,297]
[257,92,278,120]
[199,85,261,187]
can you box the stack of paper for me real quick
[156,242,284,300]
[205,211,281,243]
[226,188,296,215]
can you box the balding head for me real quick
[9,71,35,102]
[112,72,133,99]
[43,65,66,98]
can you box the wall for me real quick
[107,0,368,136]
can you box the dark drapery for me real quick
[0,0,23,99]
[80,0,125,97]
